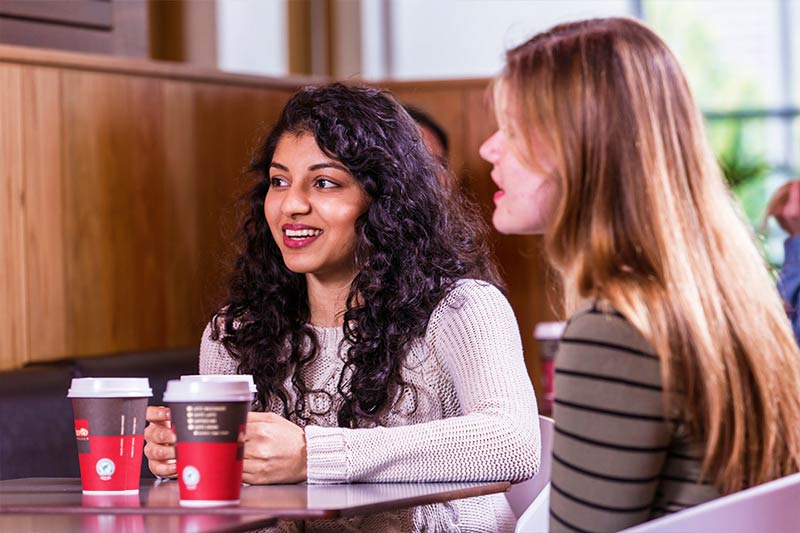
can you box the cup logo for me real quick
[74,419,90,440]
[182,465,200,490]
[95,458,116,480]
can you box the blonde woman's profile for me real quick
[481,16,800,532]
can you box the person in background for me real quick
[404,104,450,165]
[145,83,540,532]
[480,17,800,532]
[404,104,466,192]
[765,179,800,342]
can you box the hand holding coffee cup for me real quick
[145,375,257,479]
[144,406,177,478]
[243,411,307,485]
[163,379,253,506]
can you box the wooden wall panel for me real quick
[0,64,28,368]
[23,66,67,361]
[59,71,169,356]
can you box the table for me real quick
[0,477,511,532]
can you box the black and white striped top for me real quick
[549,300,719,532]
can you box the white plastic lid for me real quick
[181,374,257,394]
[68,378,153,398]
[534,321,567,340]
[163,379,253,403]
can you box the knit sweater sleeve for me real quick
[304,280,541,484]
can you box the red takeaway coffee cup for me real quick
[534,322,566,415]
[68,378,153,494]
[163,379,252,507]
[180,374,258,395]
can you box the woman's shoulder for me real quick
[426,279,515,335]
[563,299,657,358]
[439,278,507,306]
[430,278,511,319]
[558,299,662,387]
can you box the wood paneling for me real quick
[0,64,28,368]
[23,66,67,360]
[60,71,167,355]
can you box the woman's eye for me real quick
[315,178,339,189]
[269,177,287,188]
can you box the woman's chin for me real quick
[492,214,540,236]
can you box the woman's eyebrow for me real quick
[269,161,349,172]
[309,162,348,172]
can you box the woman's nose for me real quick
[479,130,502,163]
[281,185,311,216]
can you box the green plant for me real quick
[716,121,770,190]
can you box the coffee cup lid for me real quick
[163,379,253,403]
[68,378,153,398]
[534,321,566,340]
[181,374,257,394]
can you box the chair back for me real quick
[620,471,800,533]
[506,415,554,518]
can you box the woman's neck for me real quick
[305,274,353,327]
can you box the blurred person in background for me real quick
[481,17,800,532]
[766,180,800,342]
[404,104,467,192]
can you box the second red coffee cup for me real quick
[163,379,252,507]
[68,378,152,494]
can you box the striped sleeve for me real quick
[549,303,671,533]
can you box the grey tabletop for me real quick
[0,477,511,520]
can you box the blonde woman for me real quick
[480,17,800,532]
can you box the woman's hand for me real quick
[775,181,800,236]
[767,180,800,236]
[243,412,307,484]
[143,406,177,478]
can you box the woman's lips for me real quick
[282,224,323,249]
[283,233,321,249]
[493,190,505,202]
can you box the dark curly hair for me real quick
[212,83,501,428]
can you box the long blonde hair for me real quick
[497,17,800,494]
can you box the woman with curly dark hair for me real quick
[145,83,539,531]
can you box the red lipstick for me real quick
[281,223,323,249]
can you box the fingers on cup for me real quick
[149,459,177,478]
[146,405,171,422]
[145,425,176,444]
[146,442,176,461]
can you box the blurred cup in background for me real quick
[534,322,566,416]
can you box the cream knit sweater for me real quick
[200,279,540,532]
